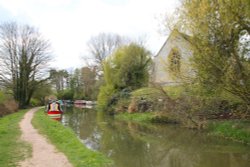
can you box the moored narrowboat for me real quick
[47,100,63,120]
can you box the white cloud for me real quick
[0,0,179,69]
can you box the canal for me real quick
[61,106,250,167]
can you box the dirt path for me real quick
[19,107,73,167]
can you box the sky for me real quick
[0,0,179,69]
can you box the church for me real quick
[152,29,194,85]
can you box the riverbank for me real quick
[0,109,30,166]
[32,108,112,167]
[116,112,250,145]
[208,120,250,145]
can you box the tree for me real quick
[111,43,152,90]
[170,0,250,104]
[49,69,69,92]
[71,68,83,99]
[0,22,52,108]
[81,67,96,100]
[31,81,53,105]
[87,33,128,73]
[97,43,152,111]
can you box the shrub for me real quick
[0,100,19,117]
[97,85,117,112]
[30,98,41,106]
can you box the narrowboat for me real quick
[47,100,63,121]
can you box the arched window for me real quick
[168,48,181,73]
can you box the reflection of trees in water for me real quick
[157,148,199,167]
[62,109,250,167]
[62,107,94,136]
[104,121,250,167]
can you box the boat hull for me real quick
[47,111,63,121]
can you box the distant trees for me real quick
[0,22,52,108]
[81,67,97,99]
[168,0,250,104]
[97,43,152,111]
[49,69,69,92]
[50,67,97,100]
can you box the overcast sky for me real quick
[0,0,179,69]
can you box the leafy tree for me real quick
[49,69,69,92]
[172,0,250,104]
[112,43,152,90]
[57,89,74,100]
[0,22,52,108]
[32,81,53,105]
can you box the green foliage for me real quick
[0,90,7,104]
[208,120,250,144]
[130,87,164,113]
[116,112,155,123]
[177,0,250,104]
[30,98,41,106]
[50,69,69,93]
[97,43,152,112]
[57,89,74,100]
[81,67,97,100]
[50,67,98,100]
[132,87,163,100]
[32,82,53,105]
[32,109,112,167]
[0,109,31,166]
[112,43,152,90]
[97,85,116,112]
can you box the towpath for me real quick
[19,107,72,167]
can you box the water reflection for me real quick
[62,107,250,167]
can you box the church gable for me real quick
[152,30,192,85]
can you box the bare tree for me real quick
[0,22,52,108]
[87,33,128,72]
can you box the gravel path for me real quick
[19,107,72,167]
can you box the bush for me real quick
[0,100,19,117]
[129,87,167,113]
[0,91,6,104]
[30,98,41,106]
[57,89,74,100]
[97,85,117,112]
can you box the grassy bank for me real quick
[115,112,155,123]
[116,112,250,145]
[115,112,175,124]
[32,109,112,167]
[208,120,250,145]
[0,109,30,166]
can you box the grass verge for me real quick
[115,112,155,123]
[32,108,112,167]
[208,120,250,145]
[0,109,31,167]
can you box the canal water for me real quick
[61,106,250,167]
